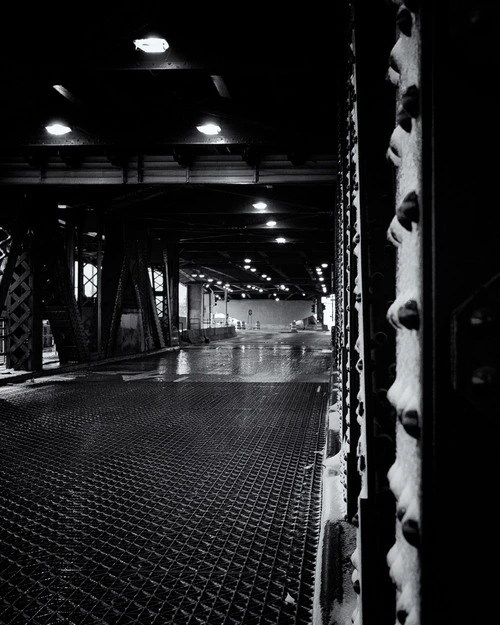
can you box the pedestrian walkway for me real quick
[0,331,332,624]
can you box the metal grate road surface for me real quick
[0,381,327,625]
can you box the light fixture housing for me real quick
[196,123,221,135]
[133,37,169,53]
[45,122,72,136]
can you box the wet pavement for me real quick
[0,330,332,624]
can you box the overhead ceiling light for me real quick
[244,264,251,269]
[319,277,325,281]
[321,263,328,268]
[58,204,68,209]
[244,258,252,263]
[247,284,252,288]
[261,274,267,278]
[133,37,169,53]
[196,123,221,135]
[266,220,277,227]
[207,278,214,282]
[242,294,246,298]
[191,273,198,277]
[250,267,257,272]
[252,202,267,210]
[275,237,286,244]
[199,274,205,278]
[217,280,222,284]
[266,277,271,281]
[275,297,280,301]
[45,122,72,136]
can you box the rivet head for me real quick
[471,366,500,390]
[402,518,420,548]
[396,6,413,36]
[397,505,407,521]
[401,409,420,439]
[401,85,420,118]
[398,299,420,330]
[396,191,420,231]
[396,105,412,132]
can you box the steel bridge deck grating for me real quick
[0,381,327,624]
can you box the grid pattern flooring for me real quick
[0,367,328,624]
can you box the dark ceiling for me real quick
[0,5,343,300]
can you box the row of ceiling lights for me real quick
[45,37,223,138]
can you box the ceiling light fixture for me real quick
[319,277,325,281]
[250,267,257,272]
[191,273,198,277]
[217,280,222,285]
[321,263,328,268]
[244,264,251,269]
[242,294,246,298]
[208,278,214,282]
[45,122,72,136]
[196,123,221,135]
[199,274,205,278]
[133,37,169,53]
[266,277,271,281]
[261,274,267,278]
[253,202,267,210]
[244,258,252,263]
[275,237,286,244]
[266,220,277,227]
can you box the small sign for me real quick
[248,309,253,316]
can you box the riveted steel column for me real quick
[187,283,203,330]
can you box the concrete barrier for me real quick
[181,326,236,344]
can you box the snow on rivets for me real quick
[387,126,405,167]
[396,190,420,231]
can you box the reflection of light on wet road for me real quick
[175,352,191,375]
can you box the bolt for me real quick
[396,191,420,231]
[398,299,420,330]
[402,85,420,119]
[402,518,420,548]
[401,409,420,439]
[397,105,412,132]
[396,6,413,36]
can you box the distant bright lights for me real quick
[196,123,221,135]
[266,220,277,227]
[275,237,286,244]
[321,263,328,268]
[45,123,71,136]
[252,202,267,210]
[133,37,169,53]
[244,258,252,263]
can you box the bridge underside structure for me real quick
[0,3,499,625]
